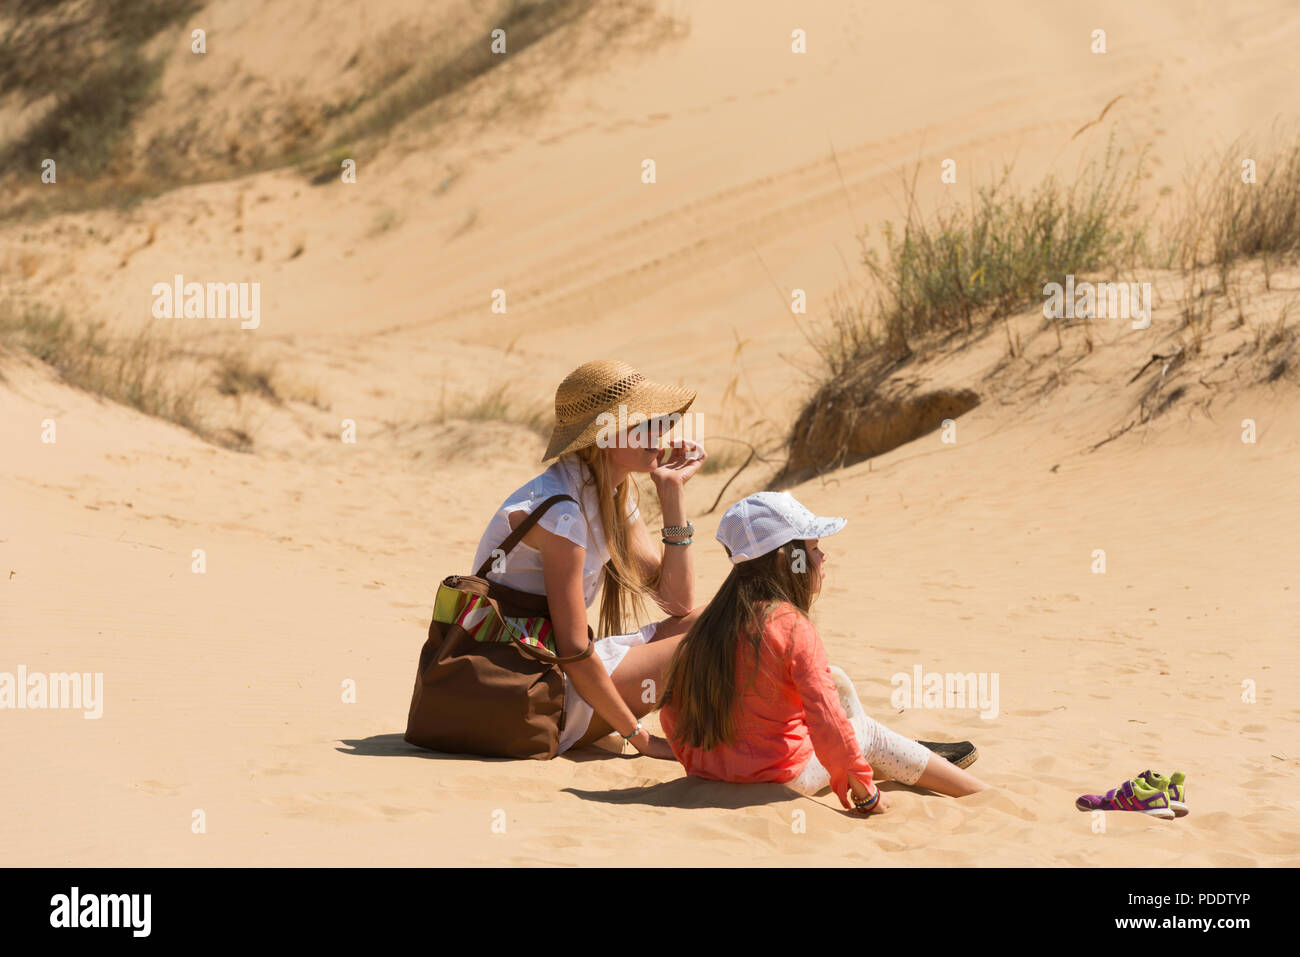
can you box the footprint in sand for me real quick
[133,780,186,797]
[536,833,582,849]
[1187,811,1233,832]
[960,788,1038,822]
[259,793,379,823]
[1209,850,1256,867]
[245,758,307,777]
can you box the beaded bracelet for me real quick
[661,521,694,541]
[851,787,880,810]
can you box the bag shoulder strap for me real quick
[474,493,578,579]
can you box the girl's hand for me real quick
[849,776,888,815]
[856,788,889,815]
[651,439,707,487]
[629,729,677,760]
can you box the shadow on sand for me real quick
[563,777,802,810]
[338,733,904,811]
[563,777,909,810]
[338,732,637,764]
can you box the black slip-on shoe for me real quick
[917,740,978,769]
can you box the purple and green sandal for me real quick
[1075,776,1175,819]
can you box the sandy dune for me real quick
[2,0,1299,865]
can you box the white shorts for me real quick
[558,621,659,753]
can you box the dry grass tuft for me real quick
[0,301,317,452]
[859,141,1146,355]
[434,383,553,439]
[0,302,207,435]
[214,351,280,403]
[1167,133,1300,286]
[796,136,1300,480]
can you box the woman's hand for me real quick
[639,441,700,615]
[628,729,677,760]
[651,439,707,487]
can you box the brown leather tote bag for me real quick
[404,494,595,760]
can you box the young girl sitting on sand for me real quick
[657,491,987,813]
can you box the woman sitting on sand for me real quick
[469,359,706,759]
[658,491,987,813]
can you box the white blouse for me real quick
[471,455,640,607]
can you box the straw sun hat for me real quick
[542,359,696,460]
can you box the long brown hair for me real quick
[568,445,660,638]
[658,540,819,749]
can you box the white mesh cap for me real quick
[715,491,847,564]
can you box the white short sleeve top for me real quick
[471,455,641,607]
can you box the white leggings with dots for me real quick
[787,666,932,794]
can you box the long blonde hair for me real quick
[568,445,660,637]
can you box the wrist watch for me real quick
[662,521,694,545]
